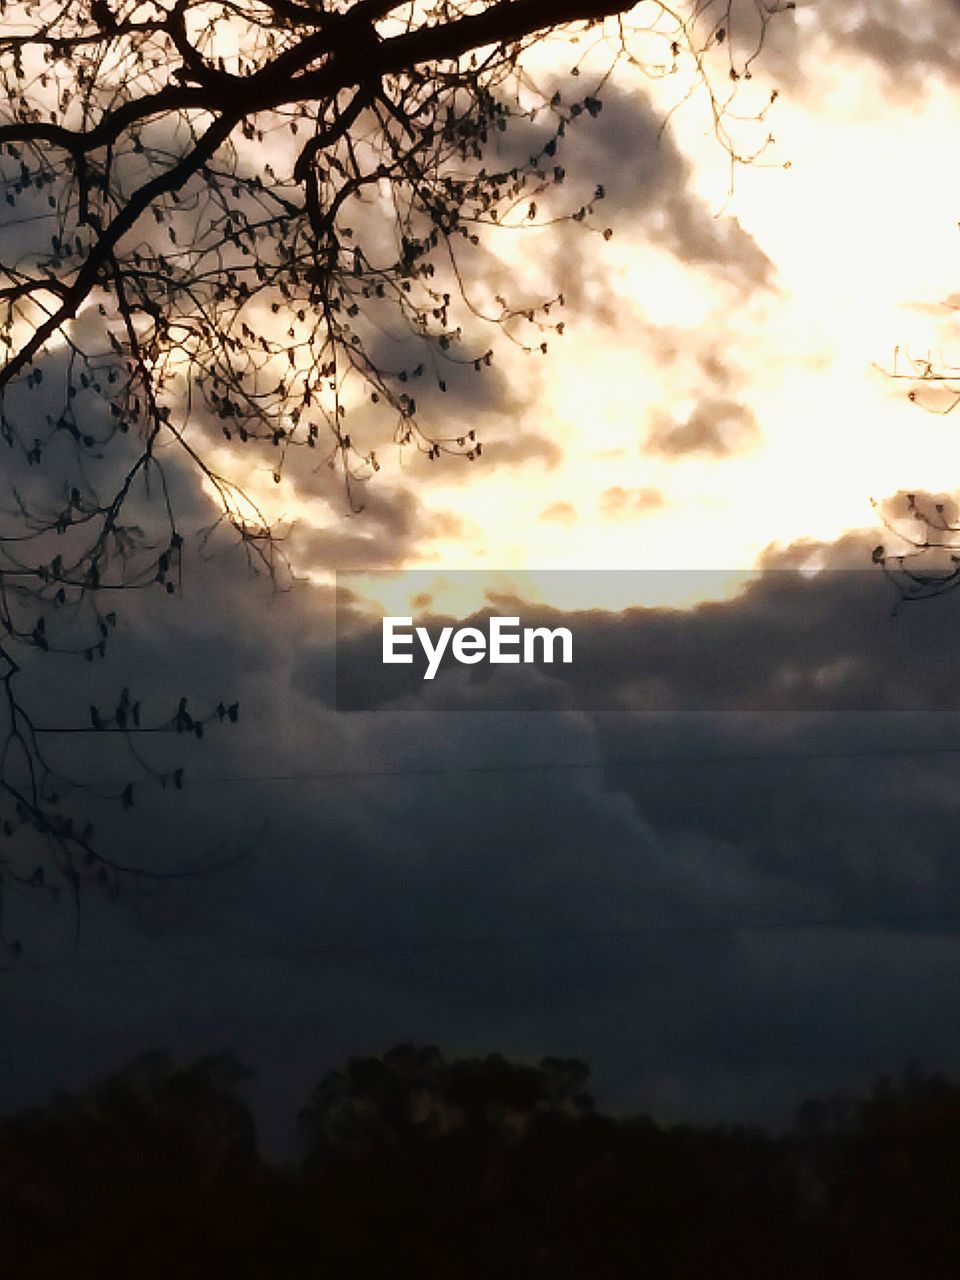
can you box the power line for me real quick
[5,907,960,976]
[46,741,960,788]
[9,742,960,975]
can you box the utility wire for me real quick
[10,743,960,975]
[34,740,960,789]
[5,907,960,976]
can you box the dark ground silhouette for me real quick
[0,1044,957,1277]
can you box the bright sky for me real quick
[418,26,960,568]
[206,4,960,612]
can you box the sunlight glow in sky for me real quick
[204,4,960,615]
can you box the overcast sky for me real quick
[7,0,960,1154]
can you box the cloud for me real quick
[552,84,774,289]
[358,326,533,425]
[540,501,577,524]
[416,426,562,479]
[10,516,960,1152]
[8,82,960,1156]
[755,0,960,94]
[487,430,563,469]
[488,81,774,320]
[326,536,960,716]
[646,399,760,458]
[291,484,464,570]
[599,486,665,517]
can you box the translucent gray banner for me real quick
[334,569,960,712]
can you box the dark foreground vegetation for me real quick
[0,1044,958,1277]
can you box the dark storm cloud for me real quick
[307,534,960,1131]
[9,495,960,1152]
[646,398,760,458]
[0,341,157,514]
[330,548,960,714]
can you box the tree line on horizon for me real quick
[0,1041,957,1276]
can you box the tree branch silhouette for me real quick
[0,0,788,940]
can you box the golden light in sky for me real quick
[200,3,960,619]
